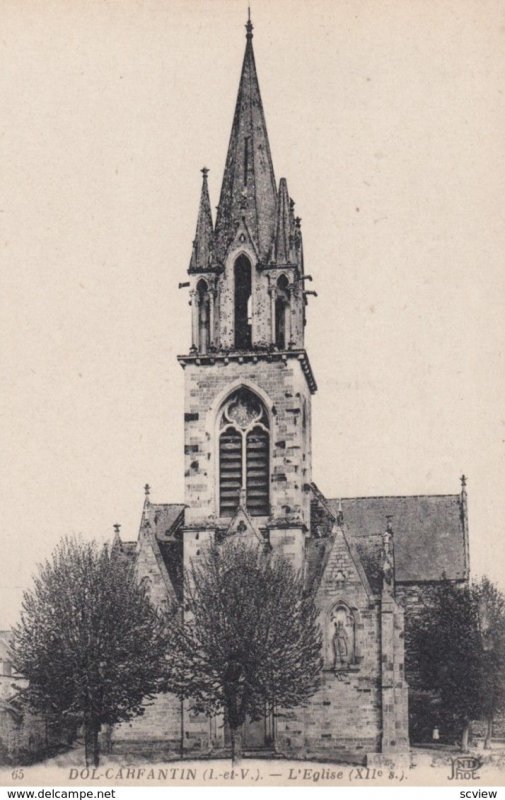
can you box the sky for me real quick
[1,0,504,627]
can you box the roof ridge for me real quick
[150,502,185,508]
[331,494,459,501]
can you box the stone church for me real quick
[111,17,469,764]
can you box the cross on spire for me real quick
[246,7,253,38]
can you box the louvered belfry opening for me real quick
[218,388,270,517]
[246,426,269,515]
[219,429,243,516]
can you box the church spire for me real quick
[214,16,277,264]
[189,168,215,273]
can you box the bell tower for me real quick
[178,17,317,569]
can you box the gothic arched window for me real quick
[219,388,269,517]
[197,278,210,353]
[234,255,252,350]
[275,274,289,349]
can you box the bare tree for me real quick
[11,536,168,767]
[164,538,322,764]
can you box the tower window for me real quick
[234,255,252,349]
[275,274,289,349]
[219,428,243,517]
[218,388,269,517]
[197,278,210,353]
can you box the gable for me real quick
[135,523,178,608]
[221,504,265,546]
[327,495,467,583]
[314,525,372,609]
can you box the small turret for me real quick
[273,178,296,266]
[189,168,215,274]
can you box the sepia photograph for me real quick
[1,0,504,790]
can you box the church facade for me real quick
[111,18,469,764]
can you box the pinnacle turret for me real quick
[189,168,215,273]
[273,178,296,265]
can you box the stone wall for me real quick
[110,693,182,759]
[182,357,312,531]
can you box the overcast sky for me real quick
[1,0,504,626]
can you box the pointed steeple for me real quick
[214,16,277,264]
[189,168,215,273]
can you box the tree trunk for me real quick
[230,725,242,766]
[84,720,100,767]
[461,721,470,752]
[84,724,91,767]
[484,715,493,750]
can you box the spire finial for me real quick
[144,483,150,498]
[461,474,467,490]
[337,499,344,527]
[245,7,253,39]
[201,166,209,179]
[113,523,121,535]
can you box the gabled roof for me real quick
[147,503,185,541]
[139,501,185,600]
[327,495,467,583]
[308,486,373,598]
[214,18,277,264]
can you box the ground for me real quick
[1,746,505,787]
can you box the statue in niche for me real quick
[331,605,355,671]
[382,519,395,593]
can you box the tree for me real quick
[11,536,168,767]
[411,579,482,750]
[164,538,323,763]
[473,576,505,748]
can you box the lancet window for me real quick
[234,255,252,349]
[275,274,290,349]
[197,278,210,353]
[218,388,269,517]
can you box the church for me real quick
[111,16,469,764]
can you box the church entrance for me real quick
[224,711,274,752]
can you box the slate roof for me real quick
[125,489,466,596]
[147,503,185,541]
[140,502,185,599]
[327,495,467,584]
